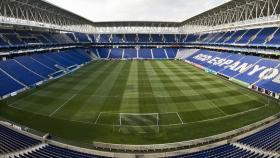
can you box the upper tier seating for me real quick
[1,26,280,47]
[74,33,91,43]
[112,34,124,43]
[235,28,261,44]
[267,28,280,46]
[151,34,163,43]
[98,34,111,43]
[138,34,150,43]
[164,34,177,43]
[224,30,247,44]
[182,26,280,48]
[125,34,137,43]
[0,30,81,47]
[250,27,278,45]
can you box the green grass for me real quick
[0,60,280,145]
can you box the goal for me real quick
[118,113,160,133]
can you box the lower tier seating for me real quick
[3,121,280,158]
[185,49,280,95]
[238,122,280,152]
[0,124,41,155]
[170,144,265,158]
[18,145,105,158]
[0,49,92,98]
[95,48,178,59]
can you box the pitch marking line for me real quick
[7,91,41,109]
[7,101,271,128]
[176,112,184,124]
[208,99,228,116]
[49,94,77,117]
[94,112,102,124]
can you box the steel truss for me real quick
[0,0,94,32]
[181,0,280,33]
[0,0,280,34]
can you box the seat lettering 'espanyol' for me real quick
[273,74,280,84]
[192,53,280,84]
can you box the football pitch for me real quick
[0,60,280,145]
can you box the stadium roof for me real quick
[1,0,280,33]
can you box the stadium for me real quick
[0,0,280,157]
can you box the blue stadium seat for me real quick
[0,36,10,47]
[72,49,92,62]
[224,30,247,44]
[125,34,136,43]
[112,34,124,43]
[207,32,226,43]
[255,64,280,93]
[235,28,261,44]
[165,49,177,59]
[0,60,44,86]
[215,31,235,44]
[219,55,262,78]
[250,27,278,45]
[2,34,25,46]
[31,54,61,71]
[44,53,74,68]
[152,49,167,59]
[109,48,123,59]
[184,34,199,43]
[99,34,111,43]
[0,124,41,155]
[138,34,150,43]
[186,50,221,68]
[74,33,91,43]
[238,122,280,152]
[204,52,232,72]
[266,28,280,46]
[170,144,258,158]
[15,56,55,78]
[97,48,110,58]
[123,49,137,58]
[0,70,25,97]
[151,34,163,43]
[19,144,106,158]
[164,34,176,43]
[138,49,152,59]
[235,59,279,84]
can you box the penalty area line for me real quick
[177,112,184,124]
[49,94,77,117]
[94,112,102,124]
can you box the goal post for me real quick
[119,113,160,133]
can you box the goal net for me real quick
[118,113,159,133]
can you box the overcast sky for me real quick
[46,0,231,22]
